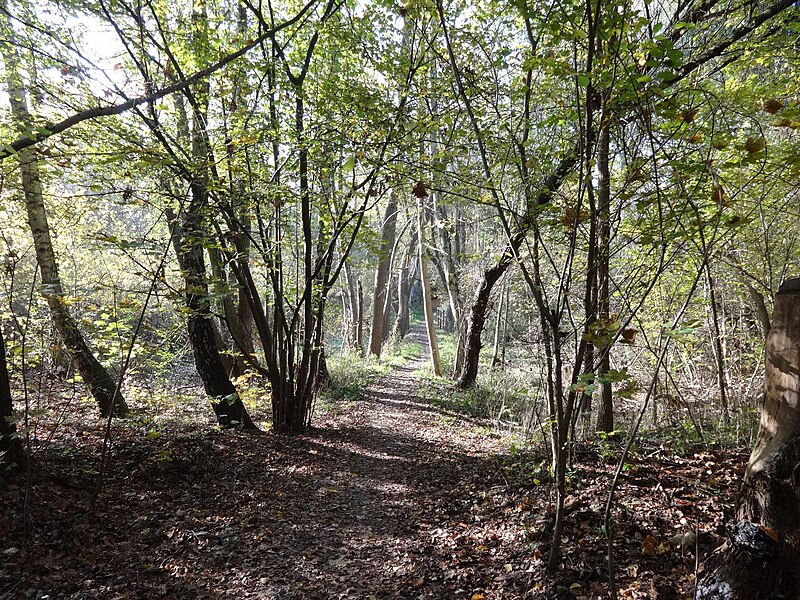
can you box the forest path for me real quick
[0,326,746,599]
[0,325,527,600]
[254,323,521,598]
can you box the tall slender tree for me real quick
[0,3,127,417]
[368,192,398,358]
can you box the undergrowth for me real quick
[319,334,423,406]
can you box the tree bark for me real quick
[208,245,253,376]
[342,262,363,355]
[745,281,772,339]
[0,11,127,417]
[0,327,23,474]
[490,275,506,368]
[706,264,730,424]
[395,234,415,339]
[164,0,255,430]
[457,232,526,388]
[596,118,613,434]
[182,209,256,430]
[418,202,443,376]
[697,277,800,599]
[368,193,398,357]
[457,152,577,388]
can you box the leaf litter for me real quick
[0,354,743,599]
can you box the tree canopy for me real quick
[1,0,800,596]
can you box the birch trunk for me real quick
[0,9,127,417]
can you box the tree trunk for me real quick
[164,0,254,430]
[0,13,127,417]
[395,234,415,339]
[356,280,364,355]
[208,245,254,376]
[0,327,23,474]
[596,118,613,434]
[418,202,442,376]
[706,264,730,424]
[442,206,467,376]
[342,262,363,355]
[490,275,507,368]
[182,210,256,430]
[457,151,576,389]
[457,236,522,388]
[745,281,772,339]
[368,193,398,357]
[697,277,800,599]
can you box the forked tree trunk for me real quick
[0,13,127,417]
[697,278,800,599]
[161,0,254,430]
[368,193,398,357]
[418,202,442,376]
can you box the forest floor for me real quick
[1,328,746,599]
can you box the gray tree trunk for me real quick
[395,232,415,339]
[418,201,442,376]
[368,193,398,357]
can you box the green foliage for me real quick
[500,453,551,488]
[417,366,536,428]
[320,354,384,404]
[320,335,421,407]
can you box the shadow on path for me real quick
[0,323,521,600]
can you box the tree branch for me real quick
[0,0,319,161]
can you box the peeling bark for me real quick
[697,278,800,599]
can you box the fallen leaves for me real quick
[0,365,743,600]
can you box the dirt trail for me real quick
[255,324,518,598]
[0,327,522,600]
[1,326,747,599]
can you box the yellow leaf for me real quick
[570,582,582,589]
[471,594,485,600]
